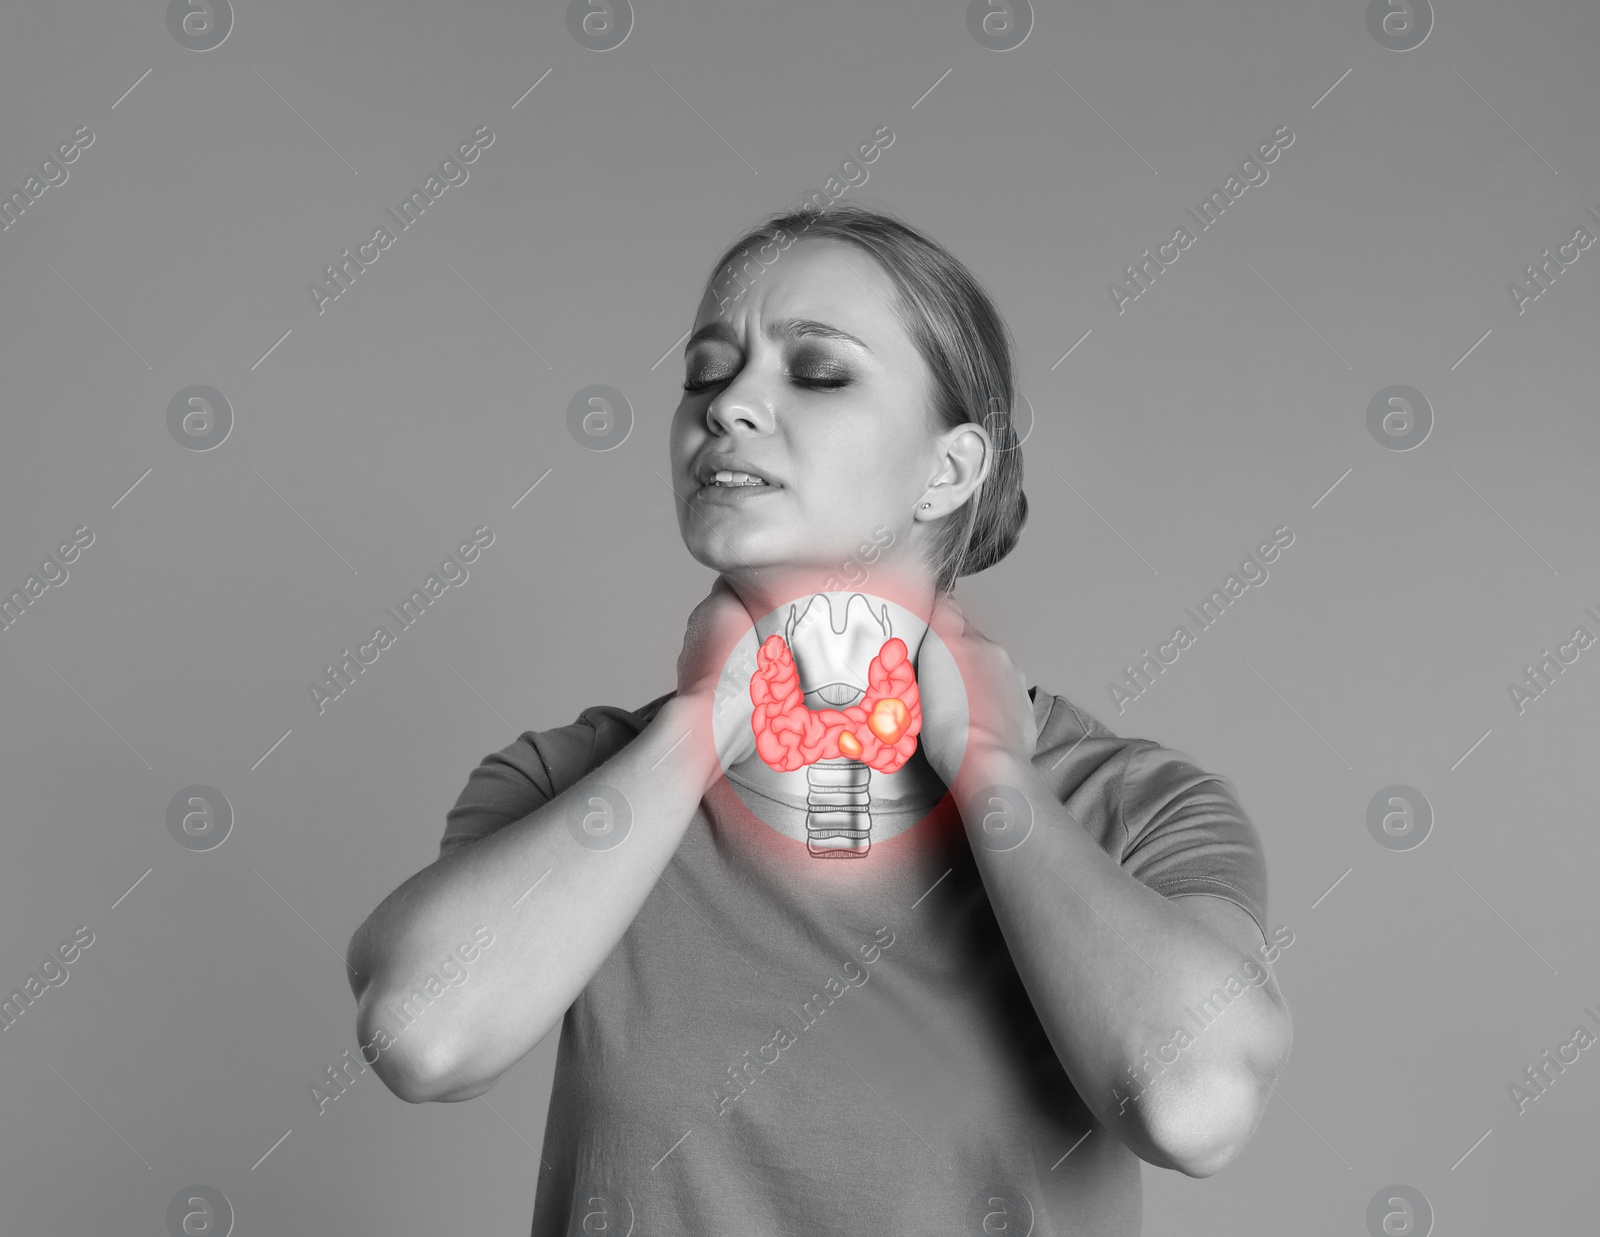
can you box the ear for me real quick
[920,422,990,516]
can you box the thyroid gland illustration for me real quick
[747,593,922,859]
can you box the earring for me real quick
[920,502,931,510]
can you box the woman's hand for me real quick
[914,592,1040,788]
[676,575,762,769]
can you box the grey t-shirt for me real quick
[439,687,1270,1237]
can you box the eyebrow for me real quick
[684,317,872,354]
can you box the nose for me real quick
[704,376,774,438]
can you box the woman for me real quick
[345,202,1292,1236]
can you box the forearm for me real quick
[953,745,1290,1174]
[348,691,722,1102]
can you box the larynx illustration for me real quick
[748,593,923,858]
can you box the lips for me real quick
[695,457,779,487]
[697,477,778,498]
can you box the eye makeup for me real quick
[683,344,853,393]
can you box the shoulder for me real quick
[1030,685,1119,749]
[1028,685,1236,798]
[567,689,678,763]
[439,689,677,856]
[508,688,679,785]
[1030,686,1271,939]
[1026,685,1257,847]
[1027,684,1141,793]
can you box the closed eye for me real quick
[682,374,851,393]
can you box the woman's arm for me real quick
[345,690,725,1105]
[953,742,1293,1178]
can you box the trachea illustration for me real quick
[747,594,923,858]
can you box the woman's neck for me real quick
[723,562,939,643]
[717,573,950,807]
[725,738,950,809]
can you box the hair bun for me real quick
[998,488,1028,557]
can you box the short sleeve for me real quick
[438,692,676,859]
[1114,742,1270,942]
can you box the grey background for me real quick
[2,0,1596,1232]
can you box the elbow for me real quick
[355,994,470,1105]
[372,1042,451,1105]
[370,1032,495,1104]
[360,1026,441,1104]
[357,1007,507,1104]
[1136,1012,1293,1178]
[1138,1064,1270,1177]
[345,917,385,1005]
